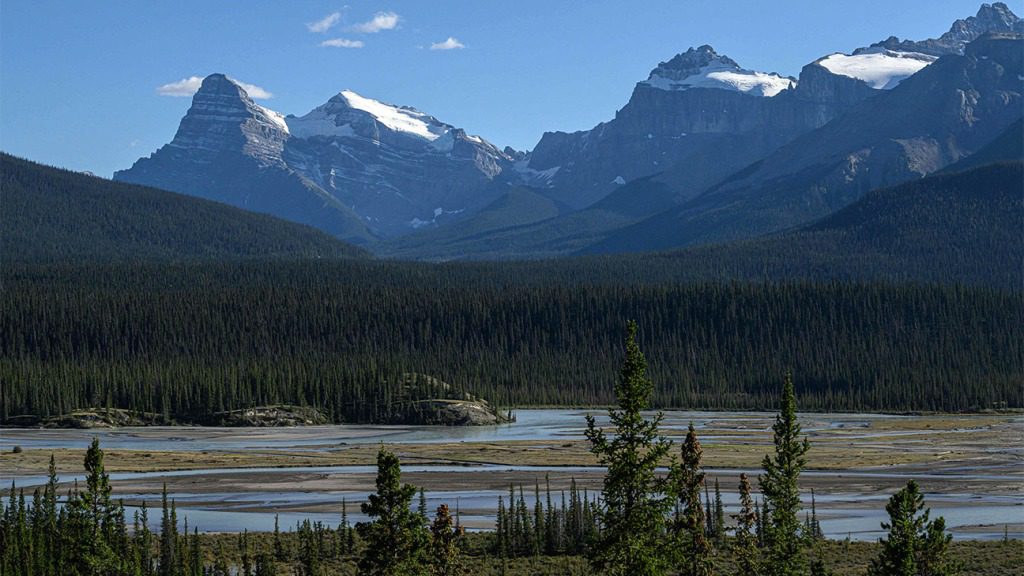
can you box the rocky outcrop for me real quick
[4,409,172,429]
[211,405,330,427]
[383,373,512,426]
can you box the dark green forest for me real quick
[653,162,1024,290]
[1,153,369,262]
[2,259,1021,422]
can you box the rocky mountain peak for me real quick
[166,73,289,167]
[642,44,794,97]
[649,45,738,79]
[945,3,1023,43]
[865,2,1022,56]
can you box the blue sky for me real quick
[0,1,991,176]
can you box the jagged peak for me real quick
[863,2,1021,57]
[643,44,794,97]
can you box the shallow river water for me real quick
[2,410,1021,540]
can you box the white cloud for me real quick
[321,38,364,48]
[307,12,341,33]
[234,81,273,99]
[430,37,465,51]
[350,11,399,33]
[156,76,273,99]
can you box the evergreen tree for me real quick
[673,423,713,576]
[273,513,285,561]
[190,528,203,576]
[298,519,321,576]
[80,437,119,572]
[137,502,154,576]
[533,481,545,555]
[584,321,674,576]
[428,504,465,576]
[357,447,428,576]
[713,478,726,547]
[418,488,429,525]
[158,484,179,576]
[495,496,507,557]
[759,374,810,576]
[255,552,278,576]
[733,473,760,576]
[868,480,959,576]
[211,542,230,576]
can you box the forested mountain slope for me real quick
[639,161,1024,289]
[1,153,369,262]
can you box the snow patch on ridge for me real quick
[818,48,937,89]
[257,105,290,134]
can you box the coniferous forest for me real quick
[2,260,1021,423]
[2,327,1018,576]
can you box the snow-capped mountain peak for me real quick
[337,90,450,141]
[642,45,795,97]
[287,89,453,144]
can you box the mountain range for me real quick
[99,3,1024,260]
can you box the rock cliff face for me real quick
[116,77,514,240]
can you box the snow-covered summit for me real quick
[642,45,795,97]
[287,90,453,144]
[817,48,937,90]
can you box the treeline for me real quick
[2,261,1021,422]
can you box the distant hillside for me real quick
[1,153,370,262]
[940,117,1022,173]
[646,161,1023,288]
[380,177,677,260]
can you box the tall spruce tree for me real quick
[158,484,177,576]
[428,504,465,576]
[357,447,428,576]
[713,479,726,546]
[673,423,714,576]
[759,374,810,576]
[733,473,760,576]
[584,321,674,576]
[868,480,959,576]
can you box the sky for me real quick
[0,1,995,177]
